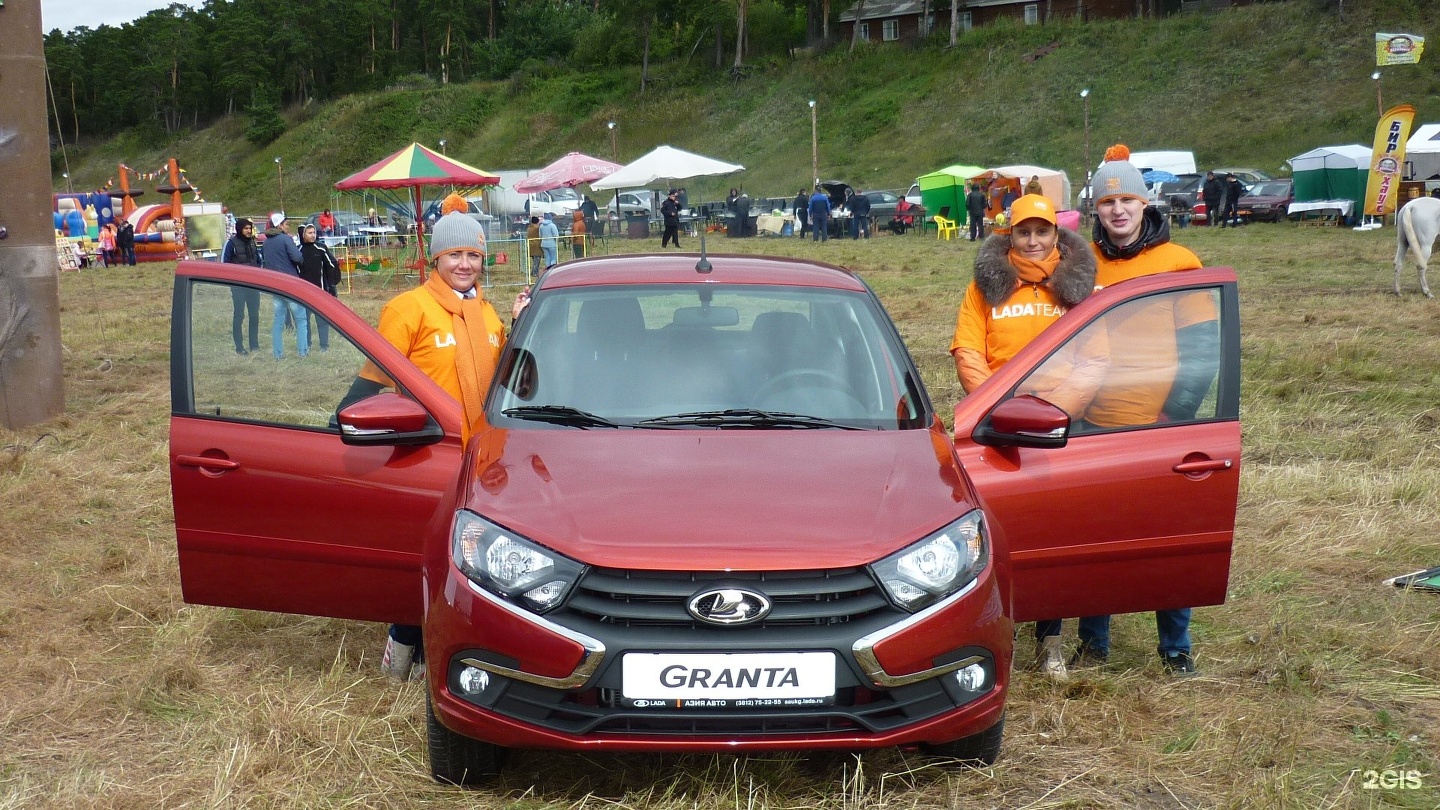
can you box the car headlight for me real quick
[451,510,585,613]
[870,510,987,612]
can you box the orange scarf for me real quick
[423,271,501,439]
[1007,246,1061,287]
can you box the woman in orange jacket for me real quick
[949,193,1098,681]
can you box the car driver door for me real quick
[169,262,465,624]
[954,268,1241,622]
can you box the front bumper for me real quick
[425,561,1012,751]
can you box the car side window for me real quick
[1014,287,1225,435]
[182,280,372,429]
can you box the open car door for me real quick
[169,261,465,624]
[955,268,1241,622]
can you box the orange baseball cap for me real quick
[1008,194,1057,226]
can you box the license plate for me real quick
[622,652,836,709]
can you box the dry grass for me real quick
[2,223,1438,808]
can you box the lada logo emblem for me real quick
[687,588,772,626]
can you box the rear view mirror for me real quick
[337,393,444,446]
[971,395,1069,449]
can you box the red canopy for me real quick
[512,152,622,194]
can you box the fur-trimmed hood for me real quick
[973,227,1096,308]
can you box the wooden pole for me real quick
[0,0,66,428]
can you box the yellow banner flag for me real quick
[1363,104,1415,216]
[1376,33,1424,65]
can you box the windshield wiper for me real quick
[637,408,861,429]
[501,405,622,428]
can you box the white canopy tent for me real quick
[1405,123,1440,180]
[591,145,744,191]
[972,165,1073,211]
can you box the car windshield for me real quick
[1248,182,1290,196]
[490,283,929,430]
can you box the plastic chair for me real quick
[933,213,959,241]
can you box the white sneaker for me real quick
[381,637,415,681]
[1036,635,1069,682]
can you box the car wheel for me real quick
[427,695,508,785]
[923,714,1004,766]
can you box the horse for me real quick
[1394,196,1440,298]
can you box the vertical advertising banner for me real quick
[1363,104,1415,216]
[1376,33,1425,66]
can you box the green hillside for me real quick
[54,0,1440,213]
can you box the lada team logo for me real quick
[687,588,772,626]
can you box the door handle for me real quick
[1172,458,1232,474]
[176,454,240,472]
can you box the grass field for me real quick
[2,221,1438,809]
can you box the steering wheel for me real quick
[751,368,853,404]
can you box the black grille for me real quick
[563,566,891,628]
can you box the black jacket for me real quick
[1223,178,1244,204]
[1202,177,1223,202]
[299,240,341,292]
[660,197,681,225]
[849,193,871,217]
[966,189,988,217]
[222,233,261,266]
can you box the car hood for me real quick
[461,427,975,571]
[1240,194,1289,205]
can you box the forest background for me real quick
[44,0,1440,214]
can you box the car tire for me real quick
[427,695,508,785]
[923,714,1004,766]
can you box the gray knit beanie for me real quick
[428,211,486,260]
[1091,144,1148,204]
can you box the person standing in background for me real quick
[794,189,810,238]
[298,223,342,352]
[539,212,560,270]
[967,183,989,242]
[660,189,683,248]
[118,220,137,265]
[808,185,831,242]
[849,187,871,240]
[221,218,262,355]
[526,216,543,277]
[260,212,309,358]
[571,209,587,259]
[1201,171,1223,227]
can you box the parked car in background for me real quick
[1211,168,1272,186]
[528,187,582,219]
[170,253,1241,784]
[1147,174,1202,220]
[1238,179,1293,222]
[304,210,368,241]
[858,190,903,221]
[905,183,923,206]
[606,190,652,217]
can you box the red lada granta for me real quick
[170,253,1240,784]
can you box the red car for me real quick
[170,255,1241,784]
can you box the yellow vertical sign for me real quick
[1363,104,1415,216]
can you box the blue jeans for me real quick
[271,296,309,358]
[1078,609,1191,656]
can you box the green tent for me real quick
[917,165,986,224]
[1287,145,1371,205]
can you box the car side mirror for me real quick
[971,395,1070,449]
[337,393,444,446]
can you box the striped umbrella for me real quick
[334,143,501,271]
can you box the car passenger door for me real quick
[954,268,1241,622]
[169,262,465,624]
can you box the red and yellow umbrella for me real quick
[334,143,500,274]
